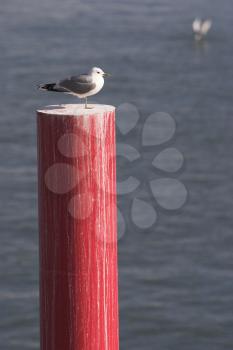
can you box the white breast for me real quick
[89,76,104,96]
[76,75,104,98]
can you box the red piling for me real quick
[37,104,119,350]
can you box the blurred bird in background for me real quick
[192,18,212,41]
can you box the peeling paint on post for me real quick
[37,104,119,350]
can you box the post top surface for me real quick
[37,104,115,116]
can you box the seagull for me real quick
[192,18,212,41]
[39,67,110,109]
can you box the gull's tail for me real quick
[38,83,67,92]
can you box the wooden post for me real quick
[37,104,119,350]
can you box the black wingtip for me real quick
[37,84,45,90]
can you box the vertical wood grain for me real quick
[37,106,119,350]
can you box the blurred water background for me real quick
[1,0,233,349]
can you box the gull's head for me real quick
[90,67,110,78]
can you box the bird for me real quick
[192,18,212,41]
[39,67,110,109]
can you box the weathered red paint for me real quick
[37,105,119,350]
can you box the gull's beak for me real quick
[103,72,111,77]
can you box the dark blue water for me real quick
[1,0,233,349]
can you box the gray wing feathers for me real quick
[72,74,93,83]
[59,74,96,94]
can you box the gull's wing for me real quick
[192,18,202,33]
[59,74,96,94]
[201,20,212,35]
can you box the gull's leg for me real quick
[85,97,93,109]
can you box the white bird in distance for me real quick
[192,18,212,41]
